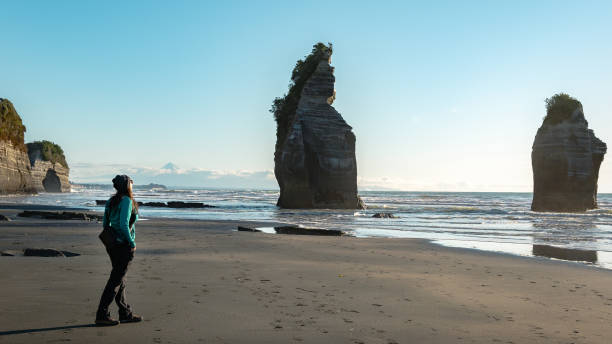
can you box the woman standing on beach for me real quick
[95,175,142,326]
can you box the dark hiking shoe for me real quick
[95,317,119,326]
[120,314,143,323]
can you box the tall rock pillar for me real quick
[531,94,607,212]
[273,44,364,209]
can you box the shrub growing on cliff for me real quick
[270,42,333,160]
[26,140,68,168]
[0,98,27,150]
[543,93,582,125]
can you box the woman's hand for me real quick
[131,246,136,252]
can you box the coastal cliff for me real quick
[272,43,364,209]
[27,141,70,193]
[531,94,607,212]
[1,99,69,194]
[0,99,34,194]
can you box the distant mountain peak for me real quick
[161,162,179,171]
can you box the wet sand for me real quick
[2,208,612,343]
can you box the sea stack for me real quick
[0,98,35,193]
[27,141,70,193]
[531,93,607,212]
[272,43,364,209]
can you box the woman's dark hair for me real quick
[109,175,138,213]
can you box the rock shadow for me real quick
[532,244,597,263]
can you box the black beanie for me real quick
[112,175,132,191]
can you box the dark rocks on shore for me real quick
[24,248,64,257]
[273,226,343,236]
[372,213,398,218]
[0,214,10,221]
[237,226,262,232]
[531,94,607,212]
[23,248,80,257]
[95,200,216,208]
[18,210,103,221]
[166,201,214,208]
[140,201,165,207]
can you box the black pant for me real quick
[97,244,134,319]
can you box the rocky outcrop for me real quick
[27,142,70,193]
[29,160,70,192]
[274,44,363,209]
[531,95,607,212]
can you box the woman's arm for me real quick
[103,201,110,228]
[119,197,136,248]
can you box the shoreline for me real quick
[2,202,610,271]
[2,205,612,342]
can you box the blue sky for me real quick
[2,1,611,190]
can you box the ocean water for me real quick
[3,187,612,268]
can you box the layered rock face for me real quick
[274,50,363,209]
[27,146,70,193]
[0,99,34,193]
[532,106,607,212]
[0,141,35,193]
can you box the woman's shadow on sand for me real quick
[0,324,97,336]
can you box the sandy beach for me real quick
[2,207,612,344]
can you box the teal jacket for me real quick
[103,196,138,248]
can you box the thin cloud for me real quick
[70,162,277,189]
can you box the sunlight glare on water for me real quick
[3,187,612,268]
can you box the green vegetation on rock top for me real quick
[543,93,583,125]
[270,42,333,161]
[27,140,68,168]
[0,98,27,150]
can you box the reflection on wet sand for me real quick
[530,215,600,265]
[532,244,598,263]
